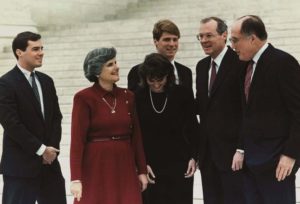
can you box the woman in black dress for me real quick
[135,53,199,204]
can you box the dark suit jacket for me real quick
[127,61,193,92]
[240,44,300,172]
[196,47,245,170]
[0,66,63,178]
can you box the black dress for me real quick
[135,85,198,204]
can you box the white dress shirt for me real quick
[170,60,179,85]
[17,64,46,156]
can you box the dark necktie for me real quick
[209,60,217,94]
[244,60,254,102]
[31,72,41,107]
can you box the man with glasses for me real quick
[127,19,193,92]
[195,16,246,204]
[231,15,300,204]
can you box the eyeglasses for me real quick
[196,33,219,41]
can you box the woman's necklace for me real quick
[102,96,117,114]
[149,88,168,114]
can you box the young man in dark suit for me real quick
[127,19,193,92]
[231,15,300,204]
[0,31,66,204]
[195,17,246,204]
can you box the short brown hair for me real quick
[152,19,180,41]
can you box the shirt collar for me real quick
[212,46,228,67]
[93,83,117,97]
[252,43,269,64]
[170,60,175,66]
[17,63,36,80]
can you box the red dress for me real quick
[70,83,147,204]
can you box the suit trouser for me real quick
[2,164,66,204]
[243,166,296,204]
[200,153,246,204]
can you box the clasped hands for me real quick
[42,146,59,164]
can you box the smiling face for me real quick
[154,32,178,61]
[16,40,44,72]
[146,76,167,93]
[98,57,119,84]
[198,20,227,59]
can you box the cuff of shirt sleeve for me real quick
[36,144,46,156]
[236,149,244,154]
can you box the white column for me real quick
[0,0,37,51]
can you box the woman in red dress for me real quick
[70,47,148,204]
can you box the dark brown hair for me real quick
[12,31,41,59]
[138,53,175,89]
[152,19,180,41]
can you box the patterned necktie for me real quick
[209,60,217,94]
[31,72,41,107]
[244,60,254,102]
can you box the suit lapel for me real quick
[174,62,189,86]
[201,58,210,99]
[246,44,273,106]
[240,64,247,105]
[13,67,44,121]
[200,58,211,107]
[195,57,210,113]
[209,48,234,98]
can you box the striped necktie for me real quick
[244,60,254,102]
[31,72,41,107]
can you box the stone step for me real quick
[40,15,300,38]
[113,0,300,21]
[1,0,300,202]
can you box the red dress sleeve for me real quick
[70,92,90,180]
